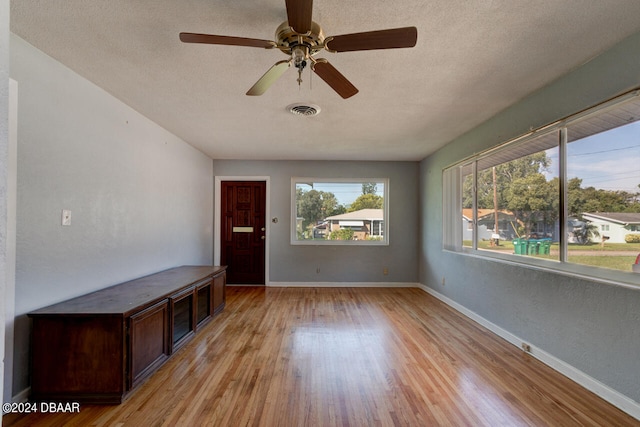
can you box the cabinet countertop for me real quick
[28,265,227,317]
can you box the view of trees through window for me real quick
[457,94,640,273]
[293,180,386,243]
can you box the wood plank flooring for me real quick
[4,286,638,426]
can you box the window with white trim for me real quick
[444,90,640,279]
[292,178,388,245]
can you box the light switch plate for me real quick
[62,209,71,226]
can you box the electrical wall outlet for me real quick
[383,267,389,276]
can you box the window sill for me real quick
[447,247,640,291]
[291,239,389,246]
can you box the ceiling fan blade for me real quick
[285,0,313,34]
[179,33,275,49]
[246,60,291,96]
[312,60,358,99]
[325,27,417,52]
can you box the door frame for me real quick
[214,176,270,285]
[4,79,18,402]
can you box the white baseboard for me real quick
[418,284,640,422]
[267,281,421,288]
[2,386,30,411]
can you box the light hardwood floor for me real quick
[4,286,638,426]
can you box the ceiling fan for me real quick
[179,0,417,99]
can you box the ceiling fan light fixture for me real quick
[291,45,308,68]
[287,103,321,116]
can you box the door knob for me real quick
[261,236,265,240]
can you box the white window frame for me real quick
[443,89,640,289]
[291,177,389,246]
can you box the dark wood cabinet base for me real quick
[28,265,226,404]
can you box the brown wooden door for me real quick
[221,181,266,284]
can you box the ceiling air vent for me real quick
[287,103,321,116]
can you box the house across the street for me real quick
[581,212,640,243]
[325,209,384,240]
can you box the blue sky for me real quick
[297,181,385,206]
[545,120,640,193]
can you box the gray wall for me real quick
[212,160,419,284]
[420,31,640,404]
[1,0,9,409]
[10,35,214,396]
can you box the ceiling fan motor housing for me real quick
[275,21,325,57]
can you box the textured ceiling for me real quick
[10,0,640,161]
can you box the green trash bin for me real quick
[539,239,551,255]
[512,238,527,255]
[527,239,539,255]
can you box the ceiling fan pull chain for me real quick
[297,67,304,87]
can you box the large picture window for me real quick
[444,90,640,284]
[292,178,388,245]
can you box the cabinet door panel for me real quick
[32,316,124,399]
[213,273,226,315]
[129,300,170,388]
[196,281,212,327]
[170,288,196,352]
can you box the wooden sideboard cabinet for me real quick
[28,265,227,404]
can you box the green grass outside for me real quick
[462,240,640,272]
[567,256,637,272]
[566,242,640,252]
[466,240,640,252]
